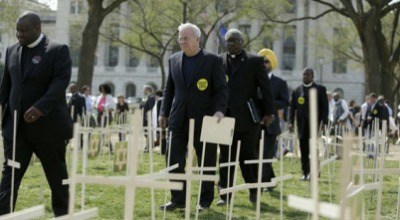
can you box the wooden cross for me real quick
[0,205,44,220]
[63,110,183,220]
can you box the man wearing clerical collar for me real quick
[289,68,329,181]
[0,11,73,217]
[216,29,275,206]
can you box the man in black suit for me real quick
[68,83,86,123]
[152,90,166,154]
[158,23,228,211]
[140,85,155,127]
[217,29,275,205]
[258,48,289,191]
[289,68,328,180]
[0,11,73,216]
[140,85,155,151]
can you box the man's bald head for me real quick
[18,11,41,28]
[16,11,42,46]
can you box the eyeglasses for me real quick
[177,36,193,42]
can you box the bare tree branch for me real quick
[390,9,400,54]
[355,0,364,14]
[338,0,360,19]
[101,0,127,18]
[381,2,400,17]
[262,8,339,24]
[391,41,400,65]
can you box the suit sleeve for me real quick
[0,47,11,106]
[34,45,72,115]
[0,47,11,124]
[289,90,297,125]
[318,86,329,125]
[160,58,175,117]
[212,56,228,113]
[256,58,274,116]
[275,80,289,110]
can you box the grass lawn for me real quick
[8,146,400,220]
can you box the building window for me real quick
[107,43,119,67]
[282,26,296,71]
[69,23,83,67]
[126,83,136,98]
[332,57,347,73]
[287,0,296,13]
[146,56,158,69]
[262,36,273,50]
[127,48,139,67]
[70,1,84,14]
[332,28,347,73]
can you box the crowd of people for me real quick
[0,11,397,217]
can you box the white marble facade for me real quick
[1,0,365,103]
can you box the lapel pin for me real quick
[32,55,42,64]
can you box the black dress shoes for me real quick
[159,202,185,211]
[216,199,227,206]
[196,205,209,212]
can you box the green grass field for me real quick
[8,147,400,219]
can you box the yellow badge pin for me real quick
[298,97,305,105]
[197,78,208,91]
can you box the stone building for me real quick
[1,0,365,104]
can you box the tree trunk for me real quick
[77,17,102,89]
[355,14,395,103]
[76,0,127,89]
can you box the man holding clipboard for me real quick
[217,29,275,205]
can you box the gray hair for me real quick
[178,23,201,38]
[225,28,243,41]
[143,85,153,92]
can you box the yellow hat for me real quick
[258,48,277,70]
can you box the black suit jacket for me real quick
[160,49,228,130]
[289,82,328,139]
[0,36,73,142]
[221,51,274,132]
[68,93,86,123]
[264,74,289,135]
[140,94,155,126]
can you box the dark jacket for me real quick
[0,36,73,142]
[220,51,274,132]
[264,74,289,135]
[160,49,228,130]
[290,82,328,139]
[68,93,86,123]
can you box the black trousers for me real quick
[166,127,217,207]
[0,139,69,216]
[262,132,277,183]
[218,126,260,201]
[299,137,310,175]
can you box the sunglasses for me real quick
[264,60,270,64]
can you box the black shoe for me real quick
[196,205,209,212]
[300,175,308,181]
[264,186,276,192]
[283,149,290,156]
[159,202,185,211]
[216,199,226,206]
